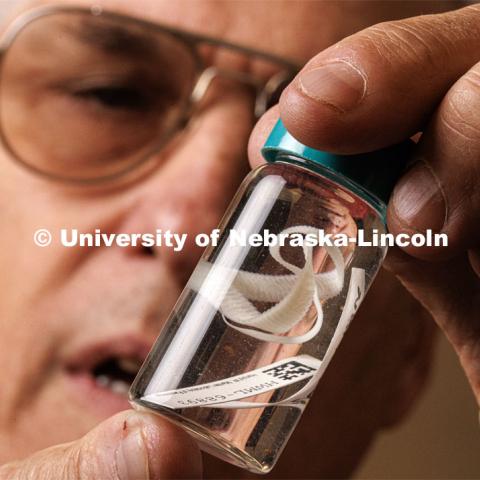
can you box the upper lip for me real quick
[64,333,153,373]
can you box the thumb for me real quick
[0,410,202,480]
[279,4,480,153]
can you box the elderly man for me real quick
[0,0,478,478]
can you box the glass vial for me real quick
[129,120,411,474]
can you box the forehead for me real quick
[14,0,342,64]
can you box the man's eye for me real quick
[73,85,151,111]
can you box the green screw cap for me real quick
[262,119,413,204]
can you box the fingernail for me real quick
[298,61,367,112]
[392,161,447,233]
[116,427,150,480]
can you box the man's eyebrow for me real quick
[71,19,160,57]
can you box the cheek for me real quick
[0,156,57,308]
[0,162,95,308]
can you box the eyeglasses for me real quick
[0,5,299,184]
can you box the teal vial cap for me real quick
[261,119,413,204]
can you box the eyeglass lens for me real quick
[0,11,198,181]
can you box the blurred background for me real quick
[356,332,480,479]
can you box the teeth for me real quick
[95,375,110,388]
[91,356,142,398]
[117,358,143,375]
[95,375,130,397]
[110,380,130,396]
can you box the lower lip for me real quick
[65,370,132,417]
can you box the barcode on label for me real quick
[263,361,316,382]
[141,354,321,409]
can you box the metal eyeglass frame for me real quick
[0,4,300,184]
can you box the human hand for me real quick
[0,410,202,479]
[249,4,480,403]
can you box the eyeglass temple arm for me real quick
[191,66,263,102]
[190,67,296,119]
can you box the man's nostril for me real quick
[141,245,155,257]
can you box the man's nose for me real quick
[118,98,252,286]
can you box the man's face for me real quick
[0,0,448,477]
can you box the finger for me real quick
[279,4,480,153]
[384,247,480,400]
[0,410,202,480]
[248,105,279,167]
[388,59,480,259]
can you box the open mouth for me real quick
[91,356,144,396]
[64,336,151,415]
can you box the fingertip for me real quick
[385,157,455,261]
[248,105,279,168]
[135,411,202,479]
[280,72,388,155]
[280,84,354,153]
[278,58,415,153]
[386,201,452,262]
[92,410,202,480]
